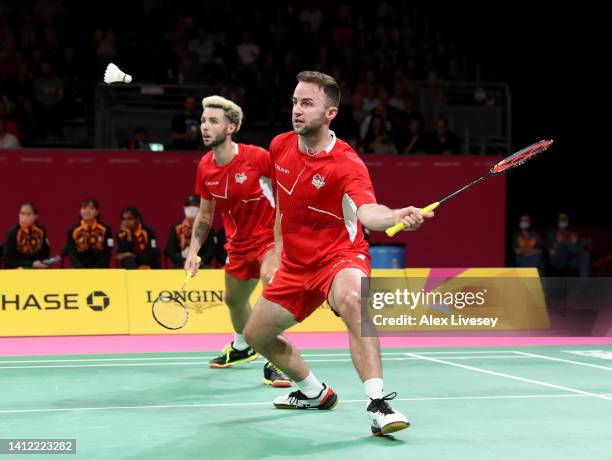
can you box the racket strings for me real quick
[492,140,552,174]
[152,298,188,329]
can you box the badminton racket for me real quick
[386,139,554,237]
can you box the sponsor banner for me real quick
[2,268,558,337]
[126,270,228,334]
[0,270,129,336]
[126,270,350,334]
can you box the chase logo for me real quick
[87,291,110,311]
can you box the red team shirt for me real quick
[270,131,377,268]
[195,143,275,255]
[262,130,377,321]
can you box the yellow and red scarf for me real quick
[556,230,578,244]
[16,224,45,256]
[73,219,107,253]
[118,222,148,254]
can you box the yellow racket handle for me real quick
[385,202,440,237]
[182,256,202,287]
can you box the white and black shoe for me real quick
[367,392,410,435]
[273,384,338,410]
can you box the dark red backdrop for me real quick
[0,150,505,267]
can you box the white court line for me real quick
[405,352,612,402]
[513,351,612,371]
[0,356,218,364]
[0,356,537,370]
[1,393,608,415]
[0,350,518,364]
[0,362,213,370]
[301,352,516,356]
[0,353,387,364]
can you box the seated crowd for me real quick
[1,195,226,270]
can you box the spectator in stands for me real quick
[401,117,428,154]
[65,198,113,268]
[188,27,215,68]
[170,96,201,150]
[3,202,53,269]
[94,29,118,69]
[512,214,544,274]
[428,117,461,154]
[122,126,151,150]
[4,64,36,139]
[361,99,391,138]
[116,206,161,269]
[0,117,20,148]
[364,116,398,154]
[34,61,64,137]
[177,49,201,86]
[547,212,590,278]
[165,194,216,268]
[236,31,260,69]
[0,99,20,140]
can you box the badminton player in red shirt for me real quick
[242,72,433,435]
[184,95,290,387]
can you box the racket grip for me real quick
[385,202,440,237]
[385,222,406,237]
[419,201,440,215]
[183,256,202,282]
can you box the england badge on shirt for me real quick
[235,172,247,184]
[312,174,325,189]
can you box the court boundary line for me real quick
[512,350,612,371]
[1,393,610,415]
[0,350,521,364]
[405,352,612,401]
[0,355,537,370]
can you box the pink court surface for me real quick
[1,333,611,356]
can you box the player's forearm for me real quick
[189,213,212,254]
[357,203,397,231]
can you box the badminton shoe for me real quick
[263,362,292,387]
[209,342,258,368]
[367,392,410,435]
[273,384,337,409]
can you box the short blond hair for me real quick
[201,95,244,132]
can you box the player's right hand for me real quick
[394,206,434,231]
[184,252,201,277]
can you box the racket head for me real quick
[152,295,189,330]
[491,139,553,175]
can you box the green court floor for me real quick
[1,345,611,459]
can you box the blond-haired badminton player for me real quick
[184,95,290,387]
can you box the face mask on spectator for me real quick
[519,221,530,230]
[558,220,569,230]
[184,206,199,219]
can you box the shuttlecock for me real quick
[104,63,132,84]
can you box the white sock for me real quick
[296,372,325,398]
[232,333,249,351]
[364,378,384,400]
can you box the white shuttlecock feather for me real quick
[104,63,132,84]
